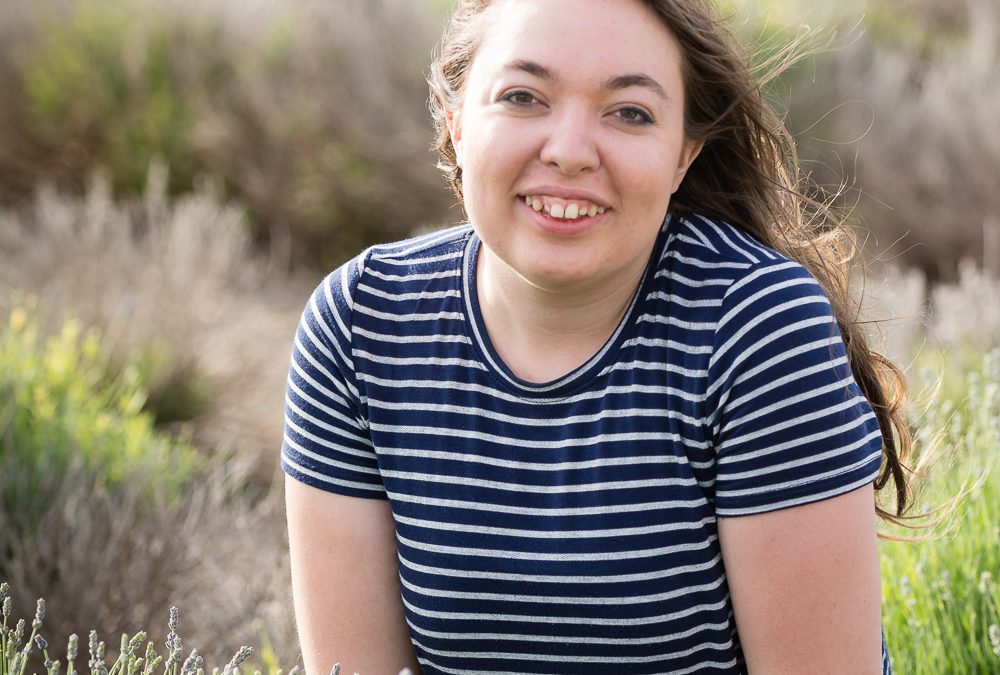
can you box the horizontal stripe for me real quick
[280,456,384,493]
[380,446,704,472]
[414,655,739,675]
[356,283,462,302]
[362,372,712,405]
[406,617,731,646]
[397,549,722,585]
[282,434,378,475]
[367,400,703,430]
[393,512,716,540]
[354,325,472,344]
[352,303,464,322]
[401,572,727,607]
[381,470,698,495]
[395,532,714,563]
[365,267,462,282]
[401,590,730,626]
[410,640,735,667]
[370,424,703,451]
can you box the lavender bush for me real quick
[0,583,271,675]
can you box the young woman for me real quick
[282,0,910,672]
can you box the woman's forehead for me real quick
[468,0,682,82]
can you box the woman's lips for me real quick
[521,195,608,220]
[519,195,608,234]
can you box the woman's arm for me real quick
[717,484,883,674]
[286,476,421,675]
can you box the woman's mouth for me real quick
[522,195,607,220]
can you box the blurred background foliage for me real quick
[0,0,997,671]
[1,0,455,269]
[0,0,995,277]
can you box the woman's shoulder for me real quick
[362,223,473,269]
[665,213,792,269]
[662,213,824,295]
[313,223,473,301]
[297,224,472,340]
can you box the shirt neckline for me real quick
[461,223,668,398]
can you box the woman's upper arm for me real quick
[285,475,420,675]
[717,484,883,674]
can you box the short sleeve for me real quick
[280,255,387,499]
[707,259,883,516]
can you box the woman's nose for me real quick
[538,107,600,175]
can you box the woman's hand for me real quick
[718,484,883,674]
[286,476,421,675]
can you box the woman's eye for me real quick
[614,106,653,125]
[499,90,538,106]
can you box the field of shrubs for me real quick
[1,0,998,672]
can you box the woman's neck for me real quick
[475,243,644,383]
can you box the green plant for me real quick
[22,1,198,195]
[879,350,1000,673]
[0,303,199,503]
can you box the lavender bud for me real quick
[2,596,10,618]
[0,582,8,598]
[166,642,182,669]
[68,634,79,661]
[168,607,179,634]
[230,646,253,668]
[129,632,147,655]
[180,648,201,675]
[36,634,49,650]
[33,598,46,628]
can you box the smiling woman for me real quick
[282,0,911,673]
[445,0,702,380]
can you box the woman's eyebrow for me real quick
[501,60,669,101]
[603,73,668,100]
[502,59,556,80]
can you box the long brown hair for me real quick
[427,0,913,524]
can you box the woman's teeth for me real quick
[524,196,606,220]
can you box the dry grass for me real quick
[0,453,298,669]
[857,261,1000,369]
[0,161,310,478]
[0,167,305,667]
[777,0,1000,281]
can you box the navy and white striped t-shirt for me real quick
[282,213,890,674]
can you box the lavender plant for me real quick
[0,583,285,675]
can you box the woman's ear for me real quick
[445,108,464,169]
[671,138,704,194]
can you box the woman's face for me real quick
[448,0,702,296]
